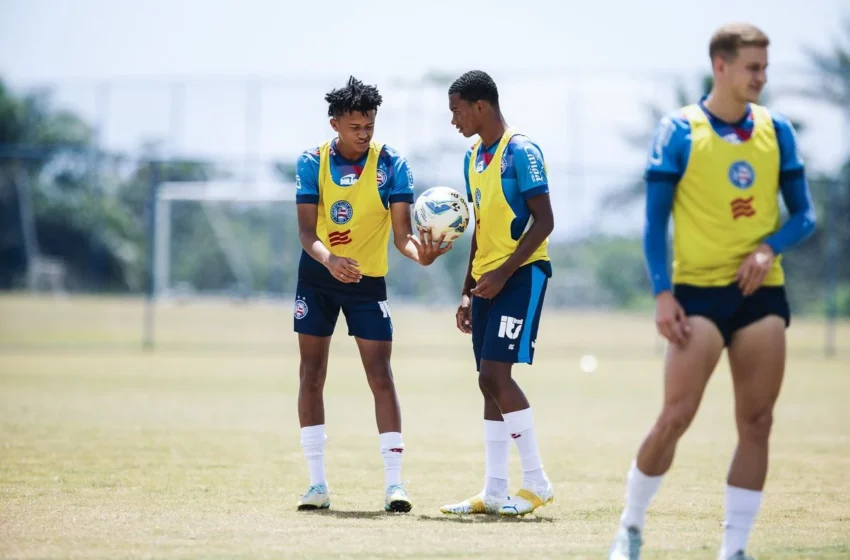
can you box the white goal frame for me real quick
[153,180,296,300]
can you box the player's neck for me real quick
[478,116,508,147]
[703,90,749,124]
[334,138,367,161]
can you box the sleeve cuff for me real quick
[296,194,319,204]
[521,185,549,199]
[389,193,414,204]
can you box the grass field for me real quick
[1,295,849,559]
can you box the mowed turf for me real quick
[1,295,849,559]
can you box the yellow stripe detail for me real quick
[515,488,547,508]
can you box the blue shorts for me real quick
[471,263,549,372]
[674,283,790,346]
[293,282,393,341]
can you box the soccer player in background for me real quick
[607,24,816,560]
[439,70,556,517]
[293,76,451,513]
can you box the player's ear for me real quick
[329,118,338,132]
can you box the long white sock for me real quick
[502,408,548,490]
[300,424,327,486]
[483,420,509,498]
[379,432,404,489]
[619,460,663,530]
[721,485,762,556]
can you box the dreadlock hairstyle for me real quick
[448,70,499,107]
[325,76,383,118]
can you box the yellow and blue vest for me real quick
[468,129,550,280]
[672,103,783,287]
[316,139,392,278]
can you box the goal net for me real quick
[151,179,463,305]
[153,180,298,302]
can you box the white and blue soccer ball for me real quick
[413,186,470,244]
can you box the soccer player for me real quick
[439,70,555,517]
[293,76,451,513]
[607,24,816,560]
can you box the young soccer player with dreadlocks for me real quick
[292,76,451,513]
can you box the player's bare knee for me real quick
[655,403,698,442]
[478,369,506,399]
[365,363,395,394]
[737,408,774,443]
[299,360,326,392]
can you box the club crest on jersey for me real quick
[500,154,507,174]
[294,299,308,319]
[377,168,388,188]
[474,188,482,209]
[330,200,353,225]
[728,161,755,189]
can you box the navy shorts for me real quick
[293,282,393,341]
[471,263,549,372]
[674,283,791,346]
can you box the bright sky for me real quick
[1,0,847,238]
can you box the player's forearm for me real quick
[461,232,477,297]
[644,180,675,295]
[497,215,553,278]
[299,231,332,267]
[764,174,817,254]
[396,237,421,264]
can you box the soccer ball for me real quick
[413,186,470,243]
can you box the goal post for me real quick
[142,177,465,350]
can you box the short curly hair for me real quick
[325,76,383,118]
[448,70,499,107]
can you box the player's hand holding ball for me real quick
[326,255,362,283]
[408,228,452,266]
[456,293,472,334]
[655,291,691,346]
[736,243,774,296]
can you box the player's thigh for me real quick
[343,300,394,386]
[727,315,787,421]
[293,283,340,339]
[479,264,547,367]
[662,316,725,411]
[470,294,492,372]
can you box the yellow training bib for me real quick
[317,140,392,278]
[672,104,783,287]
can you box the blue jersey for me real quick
[643,97,815,295]
[295,140,415,299]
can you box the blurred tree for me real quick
[786,17,850,316]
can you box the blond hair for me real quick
[709,23,770,61]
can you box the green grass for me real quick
[1,295,849,559]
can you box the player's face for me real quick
[449,93,482,138]
[721,46,768,103]
[330,110,376,156]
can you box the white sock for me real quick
[502,408,548,491]
[300,424,327,486]
[721,485,762,556]
[379,432,404,489]
[620,460,663,530]
[483,420,509,498]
